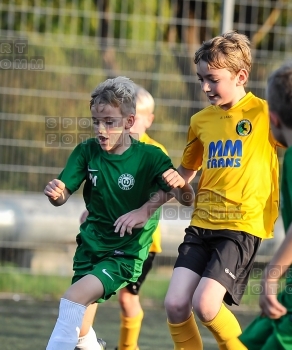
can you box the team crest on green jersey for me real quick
[118,173,135,190]
[236,119,252,136]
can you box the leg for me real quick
[80,303,98,337]
[192,230,261,350]
[117,288,143,350]
[193,277,241,350]
[117,252,156,350]
[165,267,200,323]
[47,298,86,350]
[164,267,203,350]
[193,277,227,321]
[119,288,142,317]
[46,275,104,350]
[63,274,104,305]
[75,303,106,350]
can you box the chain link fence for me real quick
[0,0,290,300]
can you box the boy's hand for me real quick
[259,279,287,319]
[114,207,149,237]
[44,179,65,201]
[162,169,186,189]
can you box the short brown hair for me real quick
[90,76,136,116]
[194,31,252,77]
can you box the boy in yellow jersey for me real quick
[75,85,168,350]
[161,31,281,350]
[231,63,292,350]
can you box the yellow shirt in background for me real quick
[182,92,279,239]
[140,133,168,252]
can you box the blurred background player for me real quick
[234,62,292,350]
[76,85,168,350]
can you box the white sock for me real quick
[46,298,86,350]
[75,327,102,350]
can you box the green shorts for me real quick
[239,313,292,350]
[239,288,292,350]
[71,243,143,303]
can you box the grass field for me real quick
[0,265,264,306]
[0,266,264,349]
[1,297,259,350]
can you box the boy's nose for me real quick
[202,82,211,92]
[97,122,106,132]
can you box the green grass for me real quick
[0,269,71,300]
[0,268,170,302]
[0,266,275,309]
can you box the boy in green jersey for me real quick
[44,76,193,350]
[76,85,170,350]
[235,63,292,349]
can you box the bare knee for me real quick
[118,288,141,317]
[193,295,220,322]
[118,290,133,312]
[164,293,192,323]
[192,277,226,322]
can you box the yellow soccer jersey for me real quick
[182,92,279,239]
[140,133,168,252]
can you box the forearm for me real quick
[265,224,292,277]
[114,189,174,236]
[171,183,194,206]
[161,165,196,207]
[142,189,174,215]
[259,227,292,318]
[140,183,194,220]
[177,164,197,183]
[263,223,292,282]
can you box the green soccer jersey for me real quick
[58,137,173,263]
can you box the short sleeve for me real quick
[150,147,175,193]
[181,125,203,170]
[58,143,87,193]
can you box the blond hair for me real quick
[135,85,155,114]
[90,76,136,116]
[267,62,292,128]
[194,31,252,77]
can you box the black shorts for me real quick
[126,252,156,295]
[174,226,261,306]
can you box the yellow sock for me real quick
[201,303,242,350]
[118,310,144,350]
[225,337,248,349]
[167,313,203,350]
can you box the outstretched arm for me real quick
[115,165,196,237]
[259,223,292,319]
[162,165,196,206]
[114,189,173,237]
[44,179,71,206]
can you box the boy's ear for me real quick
[125,114,135,129]
[236,69,248,86]
[146,113,154,128]
[269,111,280,127]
